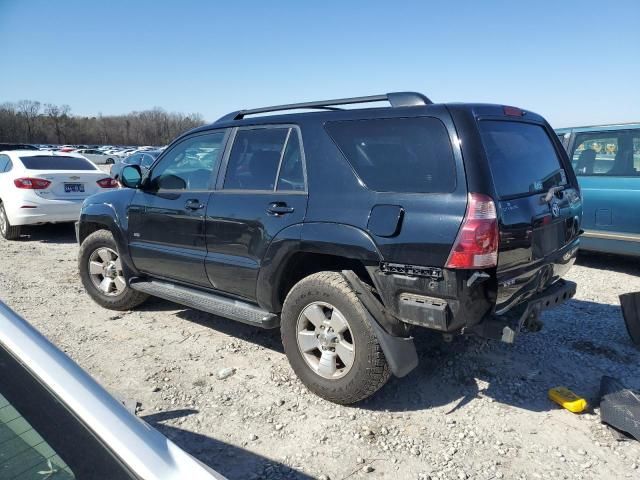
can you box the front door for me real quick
[569,127,640,254]
[205,126,308,299]
[128,130,228,287]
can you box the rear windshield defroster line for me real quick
[20,155,97,171]
[478,121,567,199]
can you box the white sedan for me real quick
[0,150,118,240]
[75,148,119,164]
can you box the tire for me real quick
[106,158,115,165]
[78,229,148,310]
[0,203,22,241]
[281,271,391,404]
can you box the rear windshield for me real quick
[325,117,456,193]
[19,156,97,171]
[479,121,566,198]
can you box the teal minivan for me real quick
[556,123,640,257]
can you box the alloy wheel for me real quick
[88,247,126,296]
[296,301,356,379]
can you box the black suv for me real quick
[77,92,581,404]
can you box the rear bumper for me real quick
[464,279,577,343]
[5,198,83,226]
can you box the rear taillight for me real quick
[446,193,499,269]
[97,177,118,188]
[14,177,51,190]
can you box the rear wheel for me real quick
[78,229,148,310]
[0,203,22,240]
[106,158,115,164]
[281,271,391,404]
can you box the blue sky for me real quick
[1,0,638,127]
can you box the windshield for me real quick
[19,156,97,171]
[479,121,566,198]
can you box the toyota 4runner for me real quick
[76,92,582,404]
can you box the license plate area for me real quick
[64,183,85,193]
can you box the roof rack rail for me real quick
[215,91,432,123]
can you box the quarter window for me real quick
[571,129,640,176]
[325,117,456,193]
[150,132,226,190]
[223,128,289,191]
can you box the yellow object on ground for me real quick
[548,386,588,413]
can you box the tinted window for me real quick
[224,128,288,190]
[277,130,305,191]
[0,155,9,173]
[325,117,456,193]
[0,347,134,479]
[570,129,640,176]
[479,121,566,198]
[150,132,226,190]
[19,156,97,171]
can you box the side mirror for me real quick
[121,165,143,189]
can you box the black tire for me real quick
[78,229,148,310]
[0,203,22,240]
[106,158,115,165]
[281,271,391,404]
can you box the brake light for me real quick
[14,177,51,189]
[503,106,524,116]
[446,193,499,269]
[97,177,118,188]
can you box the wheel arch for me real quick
[256,222,382,312]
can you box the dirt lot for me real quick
[1,224,639,480]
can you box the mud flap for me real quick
[342,270,418,378]
[366,313,418,378]
[620,292,640,345]
[599,376,640,441]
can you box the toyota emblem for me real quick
[551,202,560,218]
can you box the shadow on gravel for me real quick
[16,223,77,244]
[142,410,313,480]
[577,251,640,276]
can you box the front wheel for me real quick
[281,271,391,404]
[78,229,148,310]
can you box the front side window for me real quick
[325,117,456,193]
[571,129,640,176]
[224,128,289,191]
[150,132,226,190]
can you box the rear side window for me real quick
[570,129,640,176]
[224,128,289,191]
[325,117,456,193]
[479,121,566,198]
[19,156,97,171]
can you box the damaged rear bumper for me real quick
[464,279,577,343]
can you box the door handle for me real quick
[185,199,205,210]
[267,202,294,215]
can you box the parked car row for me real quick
[14,144,166,164]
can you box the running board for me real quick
[129,279,280,329]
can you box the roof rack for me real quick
[215,91,432,123]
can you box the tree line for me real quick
[0,100,206,146]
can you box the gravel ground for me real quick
[1,224,639,480]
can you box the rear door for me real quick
[127,131,228,287]
[568,127,640,255]
[205,125,307,300]
[477,119,582,313]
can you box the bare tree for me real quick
[45,103,71,143]
[16,100,41,142]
